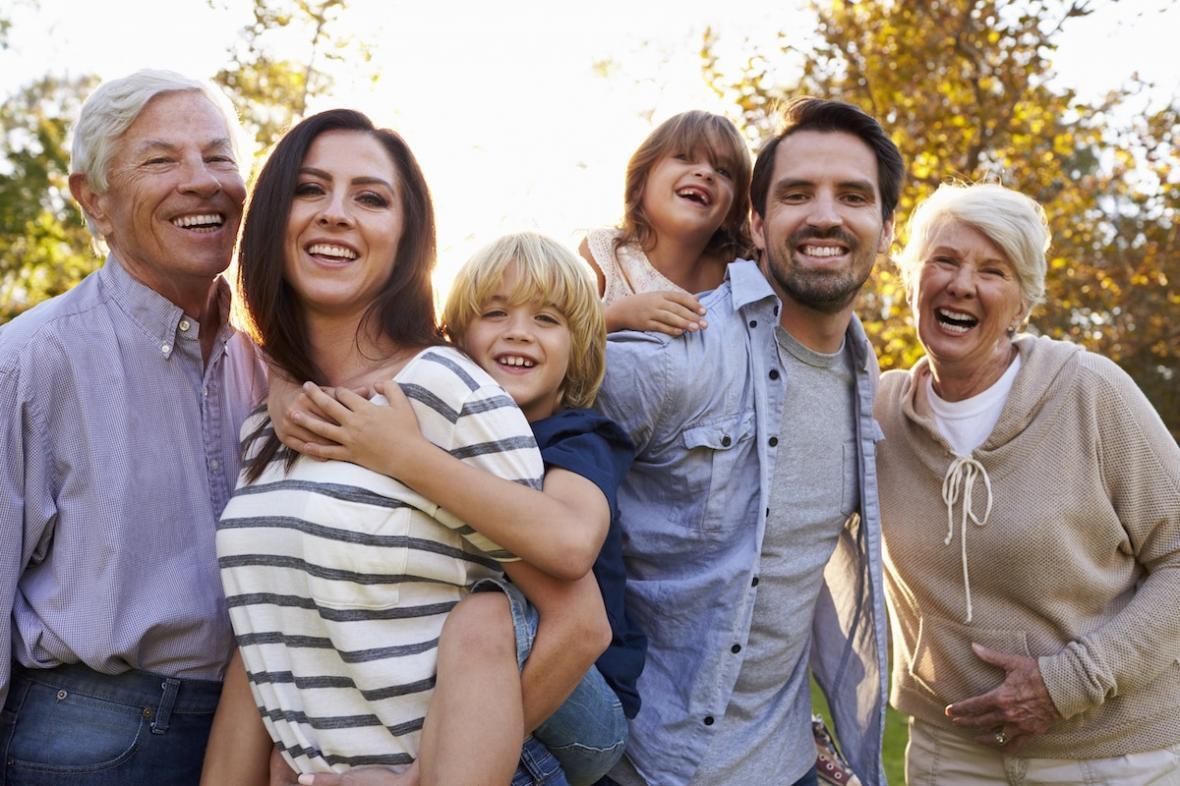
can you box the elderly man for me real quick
[0,70,265,783]
[595,97,904,786]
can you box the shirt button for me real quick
[721,435,732,447]
[703,716,715,726]
[161,343,171,354]
[731,644,742,654]
[179,319,191,332]
[751,576,760,587]
[768,436,779,447]
[210,459,220,470]
[748,320,757,328]
[768,369,780,380]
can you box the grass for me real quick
[811,679,907,784]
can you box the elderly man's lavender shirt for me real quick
[0,256,267,704]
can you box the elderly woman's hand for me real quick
[945,643,1061,752]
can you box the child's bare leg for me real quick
[418,592,523,786]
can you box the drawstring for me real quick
[941,456,993,623]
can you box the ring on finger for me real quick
[994,730,1009,746]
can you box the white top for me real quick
[216,347,542,774]
[584,227,687,305]
[926,354,1022,456]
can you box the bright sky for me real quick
[2,0,1177,294]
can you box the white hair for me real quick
[69,69,247,238]
[896,182,1050,321]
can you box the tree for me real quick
[703,0,1179,436]
[0,0,371,321]
[210,0,375,154]
[0,75,100,320]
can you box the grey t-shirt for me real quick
[686,326,859,785]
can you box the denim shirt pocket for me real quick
[681,412,756,537]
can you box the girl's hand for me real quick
[605,290,707,335]
[290,380,429,478]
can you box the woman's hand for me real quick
[945,643,1061,752]
[604,291,706,335]
[290,381,429,479]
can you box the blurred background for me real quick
[1,0,1177,774]
[1,0,1175,439]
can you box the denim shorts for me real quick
[473,578,628,786]
[0,662,222,786]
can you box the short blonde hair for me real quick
[896,183,1050,321]
[444,233,606,409]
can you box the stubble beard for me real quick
[763,228,878,315]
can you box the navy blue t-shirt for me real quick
[531,408,646,719]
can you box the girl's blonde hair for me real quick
[620,110,754,261]
[444,232,607,409]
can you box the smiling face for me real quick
[752,130,892,315]
[460,266,572,423]
[914,220,1026,394]
[283,129,404,324]
[640,149,736,244]
[79,90,245,315]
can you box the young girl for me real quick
[288,233,641,786]
[579,110,753,335]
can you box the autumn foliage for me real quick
[703,0,1178,437]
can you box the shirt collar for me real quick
[97,255,231,359]
[726,256,875,372]
[725,257,777,311]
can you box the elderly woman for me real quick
[876,182,1180,783]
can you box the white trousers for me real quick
[906,717,1180,786]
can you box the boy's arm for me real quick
[200,649,272,786]
[501,558,612,732]
[290,382,610,580]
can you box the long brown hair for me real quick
[237,108,441,481]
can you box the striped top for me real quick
[217,347,543,774]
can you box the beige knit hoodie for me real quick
[876,334,1180,758]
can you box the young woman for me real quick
[201,110,594,786]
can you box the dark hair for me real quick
[620,110,754,261]
[237,108,440,480]
[750,97,905,222]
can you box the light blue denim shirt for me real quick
[595,259,889,786]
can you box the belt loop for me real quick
[151,678,182,735]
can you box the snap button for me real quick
[55,689,67,701]
[721,435,732,447]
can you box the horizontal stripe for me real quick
[228,479,419,510]
[421,350,480,390]
[249,670,436,700]
[237,631,440,662]
[227,593,457,622]
[278,740,415,768]
[452,435,538,460]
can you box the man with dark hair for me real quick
[0,70,266,783]
[596,97,903,786]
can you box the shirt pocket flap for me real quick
[681,412,754,451]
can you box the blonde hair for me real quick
[897,183,1049,321]
[444,232,606,409]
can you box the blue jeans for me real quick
[474,579,627,786]
[0,662,222,786]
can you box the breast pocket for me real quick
[681,413,755,536]
[302,494,412,612]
